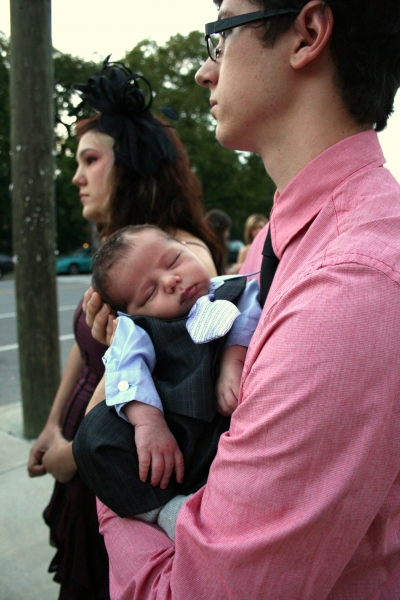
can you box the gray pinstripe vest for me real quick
[131,276,247,422]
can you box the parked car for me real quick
[0,254,14,279]
[56,247,94,275]
[227,239,244,264]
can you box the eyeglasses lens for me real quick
[208,34,221,60]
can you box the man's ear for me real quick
[290,1,333,70]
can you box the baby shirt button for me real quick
[117,380,130,392]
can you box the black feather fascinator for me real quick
[71,56,179,176]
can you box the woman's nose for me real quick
[72,166,85,187]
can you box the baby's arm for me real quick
[216,344,247,416]
[104,317,184,488]
[123,400,184,489]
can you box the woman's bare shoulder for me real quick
[172,228,217,277]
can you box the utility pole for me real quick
[10,0,60,438]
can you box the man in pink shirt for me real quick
[76,0,400,597]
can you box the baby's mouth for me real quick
[181,284,198,304]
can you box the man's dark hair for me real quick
[91,224,173,312]
[214,0,400,131]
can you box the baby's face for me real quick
[109,230,211,319]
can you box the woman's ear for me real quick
[290,1,333,70]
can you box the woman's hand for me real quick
[27,422,59,477]
[83,286,116,345]
[41,427,77,483]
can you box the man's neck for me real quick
[259,84,371,192]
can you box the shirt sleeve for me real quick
[103,316,163,420]
[97,264,400,599]
[224,278,261,347]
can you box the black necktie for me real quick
[259,227,280,308]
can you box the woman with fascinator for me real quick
[27,57,222,600]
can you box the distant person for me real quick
[229,213,268,273]
[26,58,221,600]
[205,209,232,272]
[73,224,261,523]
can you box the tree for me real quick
[53,52,101,252]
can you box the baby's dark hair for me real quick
[92,224,174,311]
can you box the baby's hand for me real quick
[216,345,247,416]
[124,401,184,488]
[135,422,184,488]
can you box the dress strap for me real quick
[184,240,213,257]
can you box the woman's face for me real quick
[72,130,115,224]
[250,221,266,241]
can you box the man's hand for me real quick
[124,401,184,489]
[83,286,116,345]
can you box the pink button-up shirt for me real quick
[98,130,400,599]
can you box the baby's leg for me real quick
[73,402,180,518]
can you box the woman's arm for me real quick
[27,342,83,478]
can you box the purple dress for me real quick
[43,299,110,600]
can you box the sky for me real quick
[1,0,400,182]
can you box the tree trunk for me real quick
[10,0,60,438]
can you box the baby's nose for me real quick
[164,274,180,293]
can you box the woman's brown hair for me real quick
[75,114,224,274]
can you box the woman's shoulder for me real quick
[172,228,218,278]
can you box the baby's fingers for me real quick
[138,449,151,483]
[173,449,184,484]
[158,455,175,489]
[149,452,166,487]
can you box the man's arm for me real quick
[97,264,400,599]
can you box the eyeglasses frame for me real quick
[205,8,301,61]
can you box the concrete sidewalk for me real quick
[0,403,59,600]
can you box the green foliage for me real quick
[0,33,275,254]
[53,51,101,252]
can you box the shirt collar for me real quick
[270,130,385,258]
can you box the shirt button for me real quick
[117,381,130,392]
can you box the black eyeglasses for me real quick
[205,9,300,62]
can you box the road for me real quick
[0,274,92,407]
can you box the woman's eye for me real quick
[86,156,97,165]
